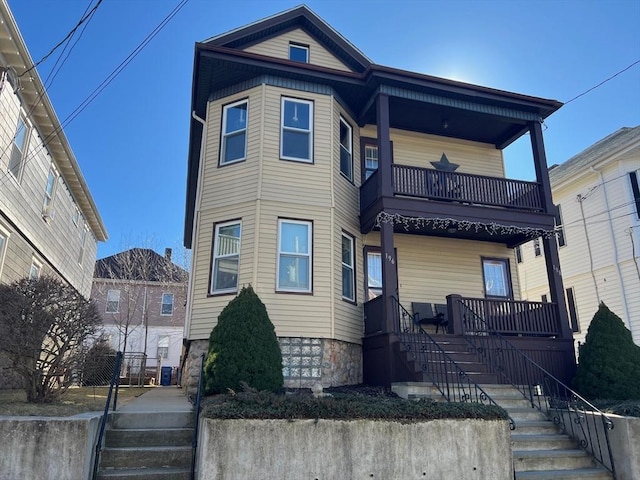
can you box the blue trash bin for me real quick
[160,366,172,386]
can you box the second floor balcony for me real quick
[360,165,555,247]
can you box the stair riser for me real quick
[491,398,533,409]
[97,471,191,480]
[514,455,596,471]
[514,472,612,480]
[105,429,193,448]
[511,439,577,450]
[110,412,194,429]
[508,411,549,421]
[513,425,562,435]
[100,448,191,469]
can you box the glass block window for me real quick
[280,337,322,379]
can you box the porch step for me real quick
[105,427,193,448]
[392,383,612,480]
[514,468,613,479]
[97,409,193,480]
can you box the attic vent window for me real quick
[289,43,309,63]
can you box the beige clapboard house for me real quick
[0,0,106,297]
[517,126,640,347]
[183,6,575,389]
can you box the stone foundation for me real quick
[182,337,362,394]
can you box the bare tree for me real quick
[0,276,100,402]
[92,247,189,381]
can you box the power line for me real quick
[564,59,640,105]
[18,0,104,79]
[0,0,191,193]
[0,1,99,169]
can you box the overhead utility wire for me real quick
[18,0,104,79]
[0,1,99,167]
[0,0,191,192]
[564,59,640,105]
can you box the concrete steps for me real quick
[392,382,613,480]
[97,411,193,480]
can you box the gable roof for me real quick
[185,6,563,247]
[94,248,188,283]
[202,5,371,73]
[550,125,640,187]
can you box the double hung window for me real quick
[339,117,353,181]
[366,250,382,300]
[341,233,355,302]
[363,145,379,180]
[161,293,174,315]
[220,99,248,165]
[106,289,121,313]
[277,220,312,292]
[157,336,169,359]
[9,117,29,180]
[43,167,58,209]
[211,221,241,294]
[281,98,313,162]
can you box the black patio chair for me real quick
[411,302,448,334]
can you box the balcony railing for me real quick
[449,295,561,337]
[392,165,543,211]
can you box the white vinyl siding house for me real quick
[517,126,640,347]
[0,2,107,295]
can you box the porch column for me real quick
[529,121,572,339]
[377,93,399,332]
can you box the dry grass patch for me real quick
[0,387,148,417]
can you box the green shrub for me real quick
[572,303,640,400]
[82,340,118,386]
[203,286,283,394]
[201,385,508,421]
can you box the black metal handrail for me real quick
[455,299,616,477]
[190,353,205,480]
[91,350,123,480]
[392,297,514,429]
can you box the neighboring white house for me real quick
[0,0,107,296]
[91,248,188,373]
[517,126,640,347]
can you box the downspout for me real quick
[590,166,633,330]
[577,194,601,303]
[184,111,207,342]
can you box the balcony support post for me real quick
[377,93,399,333]
[530,121,572,340]
[377,93,394,198]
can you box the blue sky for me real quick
[8,0,640,260]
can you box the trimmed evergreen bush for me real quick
[203,286,283,394]
[572,303,640,400]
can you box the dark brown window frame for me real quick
[360,136,393,184]
[481,256,513,299]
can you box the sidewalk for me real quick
[118,386,193,412]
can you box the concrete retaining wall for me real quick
[0,412,102,480]
[197,418,512,480]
